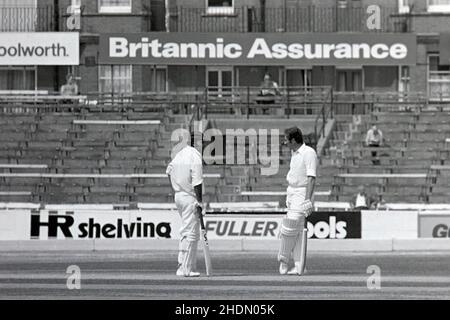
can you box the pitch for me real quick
[0,251,450,300]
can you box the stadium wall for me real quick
[1,208,450,252]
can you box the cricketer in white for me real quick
[278,127,318,275]
[166,132,203,277]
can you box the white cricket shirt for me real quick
[166,145,203,196]
[286,143,318,189]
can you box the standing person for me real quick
[365,124,383,165]
[278,127,317,275]
[166,130,203,277]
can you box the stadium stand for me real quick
[0,90,449,208]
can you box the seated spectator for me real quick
[60,74,80,109]
[365,124,383,165]
[259,73,280,98]
[60,74,79,96]
[257,73,280,114]
[375,194,388,210]
[351,185,375,210]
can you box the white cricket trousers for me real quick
[174,192,200,271]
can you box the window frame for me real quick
[98,0,132,14]
[427,54,450,101]
[398,0,410,13]
[205,0,234,16]
[284,67,312,89]
[98,65,133,95]
[427,0,450,13]
[150,66,168,93]
[0,0,37,32]
[0,66,37,91]
[206,66,234,98]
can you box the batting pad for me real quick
[179,238,199,275]
[278,218,303,263]
[292,228,308,274]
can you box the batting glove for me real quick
[194,202,205,215]
[300,199,314,217]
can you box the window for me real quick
[98,0,131,13]
[0,67,36,91]
[99,65,132,95]
[0,0,37,31]
[428,54,450,100]
[207,67,233,97]
[398,0,410,13]
[399,66,410,93]
[427,0,450,13]
[150,67,167,92]
[285,69,312,88]
[206,0,233,15]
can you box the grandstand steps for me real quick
[322,110,450,203]
[335,193,426,203]
[428,194,450,202]
[131,194,173,203]
[74,130,119,140]
[0,184,35,192]
[0,177,43,186]
[130,185,173,194]
[0,194,33,202]
[418,112,450,122]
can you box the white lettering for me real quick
[371,43,390,59]
[390,43,408,59]
[247,38,272,58]
[110,37,128,57]
[224,43,242,59]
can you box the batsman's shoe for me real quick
[279,262,289,275]
[176,267,200,277]
[287,264,307,276]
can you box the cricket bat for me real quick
[197,206,212,276]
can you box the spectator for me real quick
[351,185,375,210]
[257,73,280,114]
[60,74,80,110]
[60,74,79,96]
[259,73,280,98]
[375,194,388,210]
[365,124,383,165]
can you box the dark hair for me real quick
[285,127,303,144]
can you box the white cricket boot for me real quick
[287,263,307,275]
[176,265,200,277]
[279,261,289,275]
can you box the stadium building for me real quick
[1,0,450,100]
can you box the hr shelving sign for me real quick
[99,32,416,66]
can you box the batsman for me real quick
[166,130,204,277]
[278,127,318,275]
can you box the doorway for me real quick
[206,67,233,97]
[336,68,364,114]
